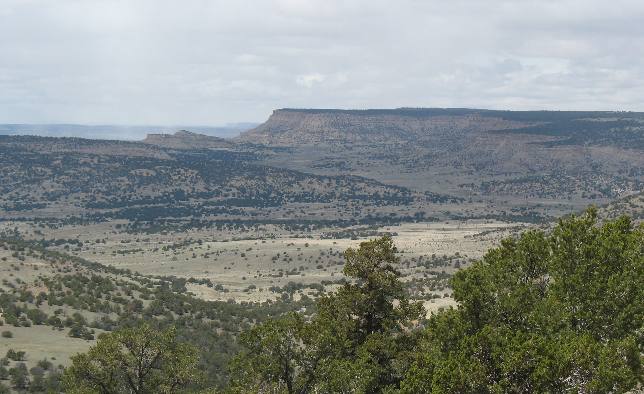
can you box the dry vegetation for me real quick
[0,109,642,391]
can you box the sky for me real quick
[1,0,644,125]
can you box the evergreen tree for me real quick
[401,208,643,393]
[230,236,424,393]
[63,323,201,394]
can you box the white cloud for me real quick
[295,73,326,88]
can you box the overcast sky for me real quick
[1,0,644,125]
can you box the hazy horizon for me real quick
[0,122,258,140]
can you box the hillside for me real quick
[0,135,436,232]
[0,234,315,389]
[238,108,535,145]
[2,108,643,227]
[243,108,644,217]
[597,191,644,222]
[239,108,644,147]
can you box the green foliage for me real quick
[230,236,424,393]
[401,208,643,393]
[63,323,201,394]
[341,236,422,336]
[68,323,95,340]
[229,312,312,393]
[9,363,28,390]
[5,349,25,362]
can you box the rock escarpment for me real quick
[238,108,534,146]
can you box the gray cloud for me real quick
[1,0,643,125]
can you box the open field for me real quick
[0,325,96,369]
[0,219,529,303]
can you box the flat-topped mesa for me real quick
[143,130,233,149]
[237,108,537,146]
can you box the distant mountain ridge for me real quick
[239,108,644,147]
[238,108,643,213]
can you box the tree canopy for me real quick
[63,323,201,394]
[401,208,643,393]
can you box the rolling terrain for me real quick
[0,108,642,391]
[1,108,642,302]
[0,135,430,232]
[247,108,643,219]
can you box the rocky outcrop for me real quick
[143,130,234,150]
[238,108,534,146]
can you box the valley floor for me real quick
[3,219,529,304]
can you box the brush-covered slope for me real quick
[241,108,644,205]
[0,136,425,226]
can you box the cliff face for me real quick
[238,108,533,146]
[236,108,644,203]
[143,130,233,150]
